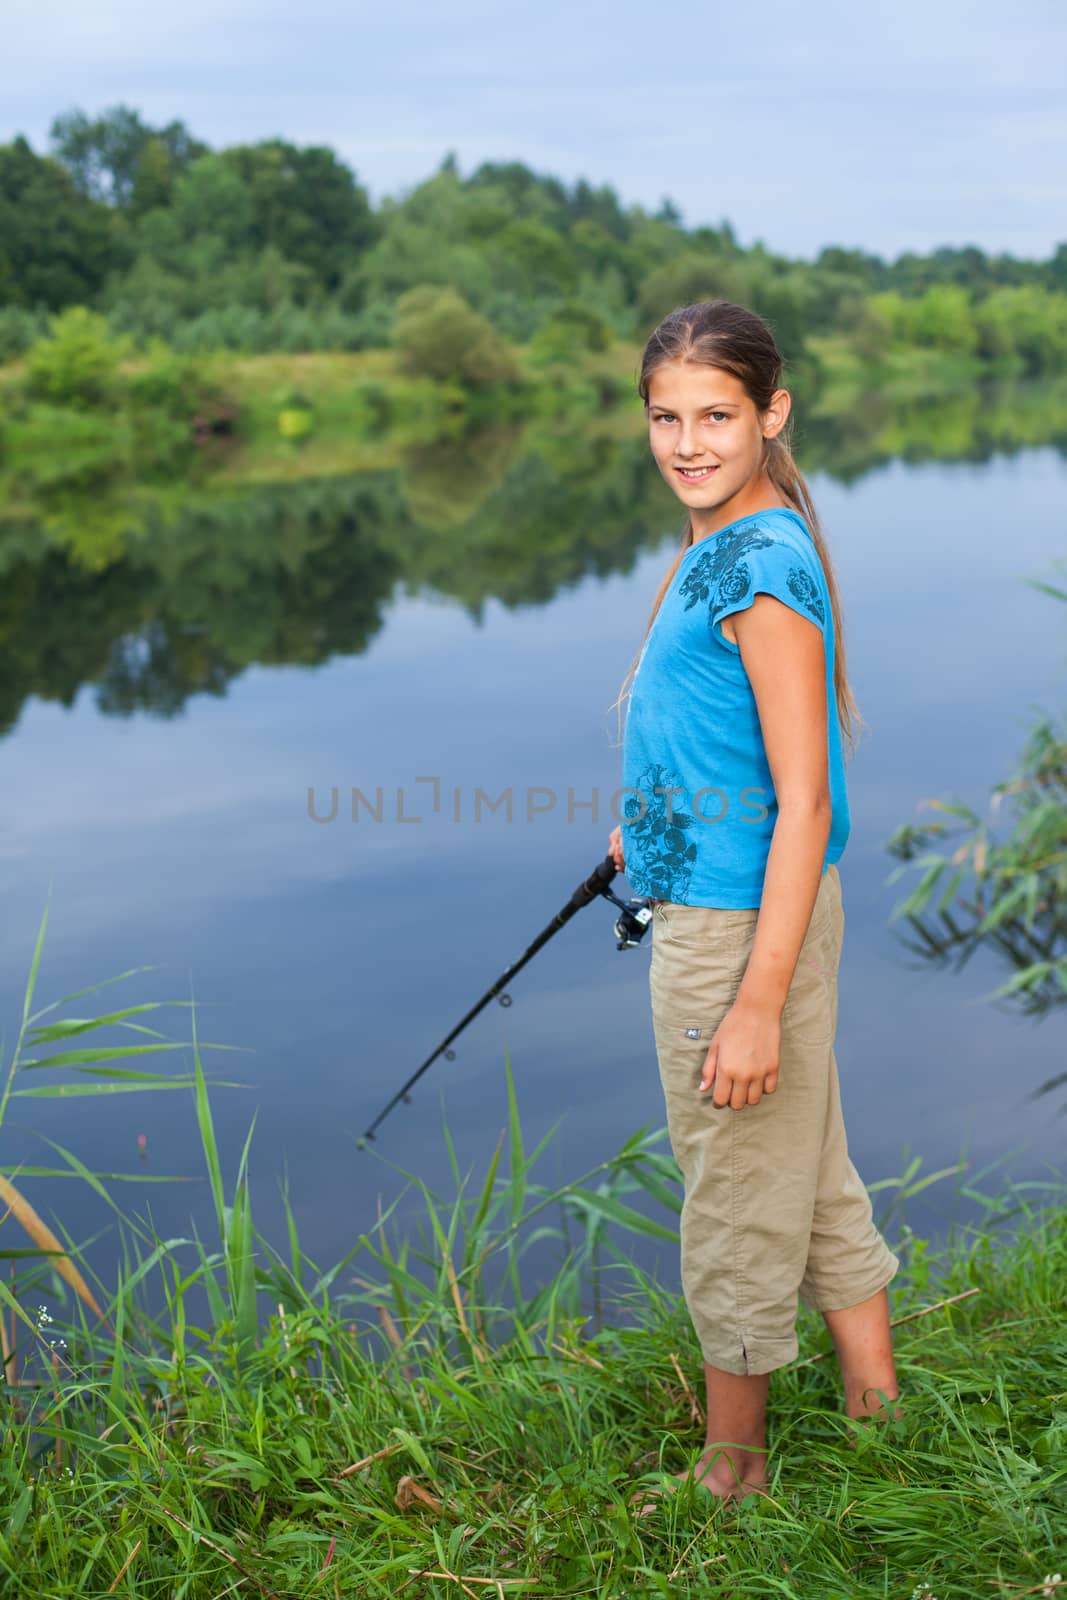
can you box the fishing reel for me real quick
[600,887,655,950]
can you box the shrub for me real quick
[530,301,614,360]
[391,284,521,387]
[0,305,50,363]
[25,306,133,409]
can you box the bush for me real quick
[908,284,978,356]
[125,340,237,470]
[530,301,614,360]
[25,306,133,409]
[637,250,750,326]
[273,384,315,439]
[975,285,1067,375]
[391,284,521,387]
[0,305,50,363]
[124,339,204,413]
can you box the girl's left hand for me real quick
[699,998,781,1109]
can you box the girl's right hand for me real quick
[608,824,625,872]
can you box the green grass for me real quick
[1,916,1065,1597]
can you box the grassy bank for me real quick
[2,1050,1065,1597]
[7,331,1063,528]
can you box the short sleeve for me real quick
[708,533,828,649]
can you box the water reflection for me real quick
[1,388,1066,1283]
[2,378,1065,740]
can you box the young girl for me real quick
[608,299,901,1506]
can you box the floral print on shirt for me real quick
[621,760,699,903]
[676,522,826,636]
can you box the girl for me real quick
[608,299,901,1507]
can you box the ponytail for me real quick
[764,432,862,758]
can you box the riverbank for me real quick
[2,1061,1064,1599]
[3,328,1066,535]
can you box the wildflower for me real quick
[1042,1577,1062,1598]
[36,1305,52,1327]
[911,1587,939,1600]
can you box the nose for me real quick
[675,419,699,458]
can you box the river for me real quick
[1,435,1065,1298]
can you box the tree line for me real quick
[2,104,1066,376]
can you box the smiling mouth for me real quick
[675,465,719,481]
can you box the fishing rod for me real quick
[357,854,654,1147]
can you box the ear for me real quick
[761,387,792,442]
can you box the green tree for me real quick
[1048,243,1067,294]
[907,285,978,355]
[49,104,207,209]
[131,134,181,215]
[350,217,493,314]
[837,293,896,362]
[0,137,118,309]
[219,140,377,291]
[171,155,256,257]
[975,285,1067,375]
[494,219,577,297]
[391,285,520,386]
[815,245,887,292]
[637,250,749,324]
[530,301,613,360]
[25,306,132,408]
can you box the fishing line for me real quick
[357,854,653,1146]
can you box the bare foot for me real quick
[630,1447,769,1516]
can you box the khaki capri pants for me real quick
[649,863,899,1377]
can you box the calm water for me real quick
[2,443,1065,1295]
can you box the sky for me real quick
[4,0,1066,262]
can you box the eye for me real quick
[708,411,729,423]
[652,412,675,423]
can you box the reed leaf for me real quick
[0,1173,104,1318]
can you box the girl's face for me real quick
[645,361,788,532]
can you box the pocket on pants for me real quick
[650,918,749,1046]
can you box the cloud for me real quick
[3,0,1065,256]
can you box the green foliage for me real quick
[886,570,1067,1111]
[1,369,1065,744]
[529,300,614,361]
[975,284,1067,374]
[0,305,49,362]
[637,249,748,324]
[0,911,1064,1596]
[170,151,256,254]
[392,284,521,387]
[49,103,209,210]
[216,139,378,291]
[906,284,979,354]
[2,105,1066,373]
[25,307,132,409]
[0,136,118,311]
[4,320,237,496]
[275,386,315,439]
[123,341,234,471]
[886,710,1067,1034]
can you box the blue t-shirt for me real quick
[620,506,849,908]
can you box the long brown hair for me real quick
[610,299,863,757]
